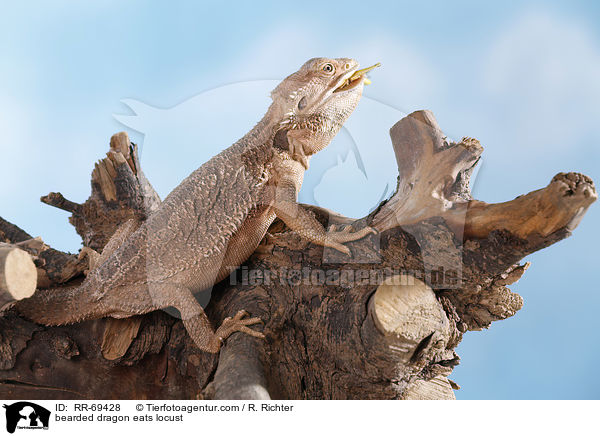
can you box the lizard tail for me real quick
[15,283,96,326]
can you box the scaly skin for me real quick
[16,58,378,353]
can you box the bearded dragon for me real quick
[16,58,379,353]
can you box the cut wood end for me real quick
[0,246,37,301]
[106,150,128,166]
[402,375,456,400]
[110,131,131,155]
[458,136,482,153]
[551,172,597,232]
[370,275,448,343]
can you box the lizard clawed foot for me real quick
[324,224,377,255]
[215,310,265,344]
[292,153,309,170]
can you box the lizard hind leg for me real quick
[183,309,264,353]
[150,283,264,353]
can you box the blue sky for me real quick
[1,1,599,399]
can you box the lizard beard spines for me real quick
[279,112,342,138]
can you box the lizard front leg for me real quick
[79,219,141,273]
[271,179,376,255]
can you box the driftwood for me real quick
[0,110,595,399]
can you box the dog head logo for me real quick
[3,402,50,433]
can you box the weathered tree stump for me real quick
[0,111,595,399]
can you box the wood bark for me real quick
[0,112,595,399]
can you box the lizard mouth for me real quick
[333,63,381,93]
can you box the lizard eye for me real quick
[298,96,307,110]
[321,63,335,74]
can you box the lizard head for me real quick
[271,58,380,156]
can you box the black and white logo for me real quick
[3,402,50,433]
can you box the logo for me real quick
[3,402,50,433]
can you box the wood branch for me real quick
[38,133,163,359]
[41,132,161,251]
[445,173,596,331]
[371,110,482,233]
[0,308,216,399]
[0,110,595,400]
[0,217,33,243]
[40,192,82,215]
[205,334,270,400]
[0,220,87,289]
[465,172,597,239]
